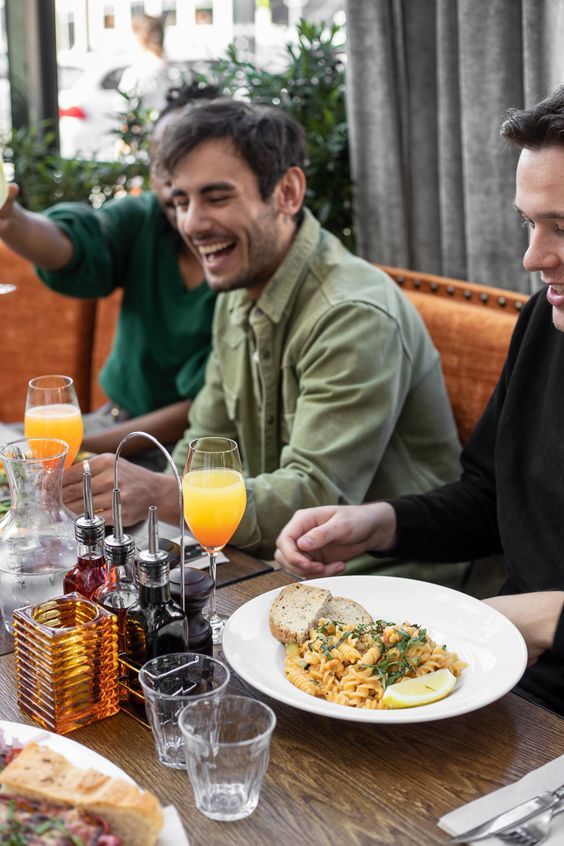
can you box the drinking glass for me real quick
[179,695,276,821]
[139,652,230,768]
[182,437,246,644]
[24,375,83,468]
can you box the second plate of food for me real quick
[222,575,528,723]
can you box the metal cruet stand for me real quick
[113,432,186,613]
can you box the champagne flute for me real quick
[183,437,246,643]
[24,375,84,468]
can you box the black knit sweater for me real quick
[388,289,564,714]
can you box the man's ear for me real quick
[276,166,306,217]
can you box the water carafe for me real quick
[0,438,76,633]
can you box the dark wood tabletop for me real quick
[0,564,563,846]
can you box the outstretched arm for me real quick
[0,184,74,269]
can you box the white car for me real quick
[57,52,194,161]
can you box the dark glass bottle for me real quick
[93,488,138,655]
[124,505,188,669]
[63,465,106,600]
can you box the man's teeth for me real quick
[198,241,233,256]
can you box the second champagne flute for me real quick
[182,437,246,643]
[24,375,84,468]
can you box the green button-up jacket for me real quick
[173,210,461,559]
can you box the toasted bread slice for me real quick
[0,743,163,846]
[323,595,372,626]
[269,583,331,644]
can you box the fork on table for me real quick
[498,803,564,846]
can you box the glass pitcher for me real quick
[0,438,76,634]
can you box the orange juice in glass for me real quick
[183,468,246,551]
[24,376,83,468]
[183,438,246,643]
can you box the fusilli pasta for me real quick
[284,618,467,709]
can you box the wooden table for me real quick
[1,565,563,846]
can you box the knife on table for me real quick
[449,784,564,843]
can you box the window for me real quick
[59,12,76,50]
[162,1,177,27]
[195,1,213,26]
[103,5,115,29]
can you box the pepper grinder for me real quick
[152,536,214,655]
[170,564,213,656]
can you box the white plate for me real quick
[0,720,189,845]
[222,575,528,724]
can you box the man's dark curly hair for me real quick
[158,98,306,208]
[156,80,221,124]
[501,85,564,148]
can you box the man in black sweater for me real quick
[274,85,564,715]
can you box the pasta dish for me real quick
[284,618,467,709]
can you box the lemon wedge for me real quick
[381,668,457,709]
[0,151,7,209]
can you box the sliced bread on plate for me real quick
[269,583,331,644]
[269,583,373,644]
[323,595,373,626]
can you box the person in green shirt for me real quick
[61,99,465,585]
[0,83,218,465]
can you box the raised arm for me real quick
[0,184,74,270]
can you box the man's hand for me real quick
[274,502,397,578]
[0,184,20,230]
[0,183,73,268]
[483,592,564,664]
[62,454,180,526]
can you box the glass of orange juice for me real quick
[24,375,84,468]
[183,437,246,643]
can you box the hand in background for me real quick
[0,184,20,228]
[483,592,564,664]
[62,453,180,527]
[274,502,397,579]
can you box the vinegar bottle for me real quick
[124,505,188,668]
[93,488,138,703]
[93,488,138,654]
[63,465,106,600]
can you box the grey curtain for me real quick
[345,0,564,292]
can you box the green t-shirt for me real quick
[38,192,216,417]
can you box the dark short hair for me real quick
[158,98,306,203]
[156,81,221,124]
[501,85,564,148]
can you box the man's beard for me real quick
[204,208,284,293]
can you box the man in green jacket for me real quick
[62,99,463,582]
